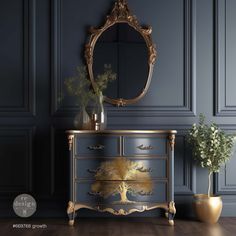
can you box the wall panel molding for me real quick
[174,129,196,195]
[51,0,196,117]
[51,0,61,115]
[214,125,236,195]
[108,0,197,117]
[0,126,34,194]
[215,168,236,194]
[0,0,36,116]
[214,0,236,116]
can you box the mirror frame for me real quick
[85,0,157,106]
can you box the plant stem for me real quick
[208,171,212,197]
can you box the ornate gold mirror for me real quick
[85,0,157,106]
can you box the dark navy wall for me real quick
[0,0,236,217]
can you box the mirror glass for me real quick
[93,23,149,100]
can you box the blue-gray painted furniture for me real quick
[66,130,177,225]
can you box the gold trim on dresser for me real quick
[169,134,175,151]
[67,201,176,226]
[68,135,74,151]
[66,130,177,134]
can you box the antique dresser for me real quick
[66,130,177,226]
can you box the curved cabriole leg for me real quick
[167,201,176,226]
[67,201,76,226]
[165,211,169,219]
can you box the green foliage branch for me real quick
[64,64,116,109]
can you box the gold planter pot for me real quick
[193,194,222,224]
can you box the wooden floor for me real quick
[0,218,236,236]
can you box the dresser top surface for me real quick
[66,130,177,134]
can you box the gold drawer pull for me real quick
[88,191,100,196]
[87,168,100,174]
[136,166,152,173]
[137,144,154,150]
[88,144,105,150]
[137,190,153,196]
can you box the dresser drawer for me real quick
[123,136,167,156]
[76,158,167,180]
[75,135,120,157]
[75,181,167,204]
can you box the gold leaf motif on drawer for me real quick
[90,157,153,203]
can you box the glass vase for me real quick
[74,106,91,130]
[91,93,107,130]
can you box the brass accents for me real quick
[68,220,74,226]
[67,201,175,224]
[68,135,74,151]
[169,220,174,226]
[97,205,160,216]
[193,194,222,224]
[68,202,169,216]
[67,201,75,215]
[166,201,176,226]
[67,202,94,214]
[117,98,126,107]
[168,201,176,215]
[90,157,153,203]
[137,144,154,150]
[165,212,169,218]
[88,144,104,150]
[87,168,99,174]
[169,134,175,151]
[136,166,152,173]
[67,201,76,226]
[66,130,177,134]
[85,0,157,106]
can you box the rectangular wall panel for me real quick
[215,0,236,116]
[174,131,196,195]
[215,127,236,194]
[0,127,33,193]
[0,0,35,116]
[51,0,196,117]
[219,155,236,192]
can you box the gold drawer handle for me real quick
[87,168,100,174]
[88,191,100,196]
[88,144,105,150]
[137,144,154,150]
[137,190,153,196]
[136,166,152,173]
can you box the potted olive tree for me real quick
[188,114,235,223]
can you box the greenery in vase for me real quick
[64,64,116,109]
[93,64,117,99]
[64,65,94,108]
[187,114,235,197]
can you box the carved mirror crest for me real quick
[85,0,157,106]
